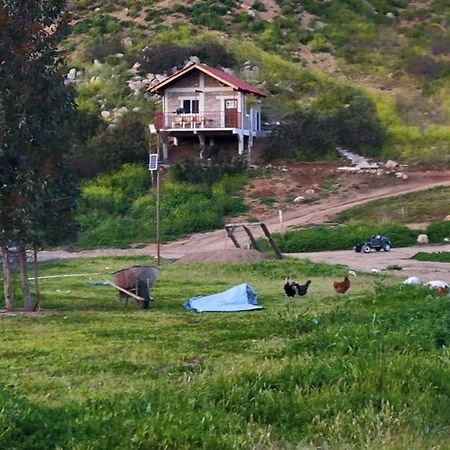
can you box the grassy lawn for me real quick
[336,186,450,224]
[1,256,449,449]
[412,251,450,263]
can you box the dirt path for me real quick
[38,174,450,281]
[146,173,450,258]
[291,244,450,282]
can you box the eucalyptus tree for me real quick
[0,0,78,310]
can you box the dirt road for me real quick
[38,172,450,279]
[291,244,450,282]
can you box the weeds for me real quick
[412,251,450,263]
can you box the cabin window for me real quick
[182,99,199,114]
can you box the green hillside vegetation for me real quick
[64,0,450,170]
[0,256,449,449]
[337,186,450,224]
[76,163,249,248]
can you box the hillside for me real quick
[65,0,450,171]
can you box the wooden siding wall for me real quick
[204,76,223,88]
[173,71,200,88]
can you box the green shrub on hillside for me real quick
[136,40,236,75]
[426,221,450,243]
[261,93,385,161]
[69,111,150,178]
[85,36,125,62]
[78,164,150,216]
[259,222,419,253]
[170,157,248,186]
[72,14,124,37]
[185,1,229,31]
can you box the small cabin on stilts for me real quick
[149,63,267,161]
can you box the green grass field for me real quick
[1,256,449,449]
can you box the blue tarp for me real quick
[184,283,262,312]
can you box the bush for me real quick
[430,35,450,55]
[405,55,440,79]
[136,40,236,75]
[261,110,336,162]
[78,164,150,217]
[332,96,387,156]
[426,221,450,243]
[170,157,248,186]
[252,1,266,11]
[85,36,125,62]
[136,43,192,75]
[261,95,385,162]
[191,40,236,68]
[71,14,124,36]
[258,222,419,253]
[76,112,148,178]
[187,2,228,31]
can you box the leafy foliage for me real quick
[0,0,78,248]
[67,111,150,178]
[136,40,236,75]
[261,93,386,161]
[258,222,419,253]
[426,220,450,243]
[76,164,249,247]
[169,157,249,186]
[71,14,124,36]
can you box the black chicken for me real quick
[284,276,312,297]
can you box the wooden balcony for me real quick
[156,111,241,131]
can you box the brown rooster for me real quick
[438,286,449,297]
[333,275,350,294]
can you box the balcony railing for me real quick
[156,111,241,130]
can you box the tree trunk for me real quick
[1,246,15,311]
[32,245,41,311]
[18,243,33,311]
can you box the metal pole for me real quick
[156,133,161,266]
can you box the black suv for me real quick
[354,235,391,253]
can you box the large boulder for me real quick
[417,234,429,245]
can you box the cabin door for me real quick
[224,99,238,127]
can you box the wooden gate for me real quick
[224,222,283,259]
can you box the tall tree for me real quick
[0,1,78,310]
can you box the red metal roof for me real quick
[148,63,267,97]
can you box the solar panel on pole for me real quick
[149,153,158,171]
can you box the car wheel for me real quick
[362,244,371,253]
[354,245,361,253]
[383,244,391,252]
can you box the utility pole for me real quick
[148,124,161,266]
[156,132,161,266]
